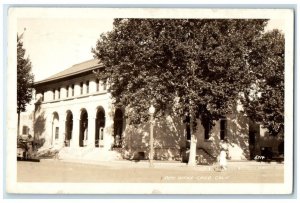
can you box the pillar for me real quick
[71,114,80,148]
[46,90,51,101]
[89,79,96,93]
[48,119,54,147]
[67,86,71,97]
[60,87,66,99]
[59,118,66,146]
[74,83,80,96]
[103,106,114,150]
[84,82,88,94]
[55,89,58,100]
[87,115,96,147]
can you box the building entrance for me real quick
[95,107,105,147]
[79,109,88,147]
[65,111,73,147]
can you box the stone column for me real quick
[61,87,66,99]
[74,83,80,96]
[103,106,114,150]
[48,120,54,147]
[89,79,96,93]
[55,89,58,100]
[71,115,80,148]
[67,86,71,97]
[84,82,87,94]
[87,115,96,148]
[46,90,51,101]
[59,118,66,147]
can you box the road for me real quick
[17,159,284,183]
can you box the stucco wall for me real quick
[199,114,250,160]
[122,112,251,161]
[31,89,283,162]
[122,115,186,160]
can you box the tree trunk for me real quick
[188,133,197,166]
[17,111,20,136]
[149,114,154,167]
[188,115,197,167]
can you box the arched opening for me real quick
[113,108,124,147]
[65,110,73,147]
[52,112,59,145]
[79,109,88,147]
[95,107,105,147]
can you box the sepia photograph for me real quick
[6,7,294,194]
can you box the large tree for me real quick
[17,33,34,136]
[243,29,284,136]
[92,19,268,165]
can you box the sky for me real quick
[17,16,285,82]
[18,18,114,81]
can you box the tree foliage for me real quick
[92,19,269,129]
[243,29,284,136]
[17,33,34,114]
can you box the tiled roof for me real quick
[35,58,102,84]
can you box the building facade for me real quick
[20,59,283,162]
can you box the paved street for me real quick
[17,159,284,183]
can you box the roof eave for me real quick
[34,64,103,86]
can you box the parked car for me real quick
[17,135,39,162]
[17,137,30,160]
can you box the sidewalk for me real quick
[18,158,284,183]
[41,158,284,171]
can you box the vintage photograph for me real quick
[6,8,294,194]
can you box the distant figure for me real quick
[219,148,227,170]
[108,135,114,150]
[27,134,34,153]
[115,135,120,147]
[84,128,88,140]
[83,123,88,146]
[99,127,104,141]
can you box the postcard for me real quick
[6,7,294,194]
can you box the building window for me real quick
[103,80,107,91]
[22,125,28,135]
[96,79,99,91]
[55,127,59,139]
[204,121,211,140]
[86,81,89,94]
[220,119,227,140]
[72,84,74,96]
[58,88,60,99]
[53,89,55,100]
[66,86,69,98]
[80,82,83,94]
